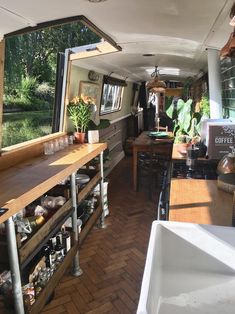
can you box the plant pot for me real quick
[74,132,86,144]
[176,143,190,157]
[88,130,99,144]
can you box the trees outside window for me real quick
[2,21,100,148]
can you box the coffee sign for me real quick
[207,124,235,159]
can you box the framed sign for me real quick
[207,124,235,159]
[78,81,100,105]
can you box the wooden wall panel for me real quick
[0,39,5,151]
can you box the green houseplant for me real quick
[166,98,202,143]
[67,96,92,143]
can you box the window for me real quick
[2,19,100,148]
[100,76,126,115]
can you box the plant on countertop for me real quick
[67,95,94,133]
[166,98,202,144]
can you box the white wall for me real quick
[68,64,134,130]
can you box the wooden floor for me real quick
[42,157,158,314]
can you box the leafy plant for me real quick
[198,95,210,118]
[20,76,38,101]
[67,96,93,133]
[166,98,202,143]
[88,119,110,130]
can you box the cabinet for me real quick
[127,109,143,137]
[99,119,127,175]
[0,143,107,314]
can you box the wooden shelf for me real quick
[19,200,73,268]
[0,143,107,224]
[0,143,107,314]
[79,204,102,246]
[27,240,79,314]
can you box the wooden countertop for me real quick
[0,143,107,224]
[169,178,233,226]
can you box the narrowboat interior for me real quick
[0,1,235,313]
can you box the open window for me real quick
[1,16,121,150]
[99,76,126,115]
[60,41,121,130]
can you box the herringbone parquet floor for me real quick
[40,156,158,314]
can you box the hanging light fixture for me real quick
[146,66,166,93]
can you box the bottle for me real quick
[28,216,45,228]
[55,235,64,261]
[43,245,52,269]
[48,239,56,265]
[61,227,71,254]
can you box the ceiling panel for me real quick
[0,0,234,82]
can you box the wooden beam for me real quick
[69,41,119,61]
[0,39,5,151]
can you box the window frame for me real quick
[99,76,126,115]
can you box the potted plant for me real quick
[67,95,93,143]
[166,98,202,155]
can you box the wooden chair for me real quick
[155,125,169,132]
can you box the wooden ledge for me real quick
[0,132,66,171]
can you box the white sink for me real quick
[137,221,235,314]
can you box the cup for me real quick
[68,135,74,145]
[88,130,99,144]
[58,137,65,150]
[64,136,69,147]
[43,142,54,155]
[53,139,60,152]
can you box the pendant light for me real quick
[146,66,166,93]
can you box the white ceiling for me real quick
[0,0,234,82]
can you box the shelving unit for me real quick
[79,203,103,245]
[28,238,79,314]
[19,200,73,268]
[221,57,235,117]
[0,143,107,314]
[99,118,127,176]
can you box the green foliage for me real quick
[67,100,92,133]
[165,96,173,112]
[3,94,52,111]
[88,119,110,130]
[4,22,100,91]
[2,111,52,147]
[199,95,210,118]
[20,76,38,100]
[166,98,202,143]
[35,82,55,103]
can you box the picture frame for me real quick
[78,81,100,106]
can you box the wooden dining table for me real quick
[132,131,174,191]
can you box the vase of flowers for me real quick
[67,95,93,143]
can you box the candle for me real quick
[157,118,160,131]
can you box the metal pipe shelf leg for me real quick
[5,217,25,314]
[99,151,106,228]
[70,172,83,277]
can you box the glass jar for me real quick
[217,146,235,174]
